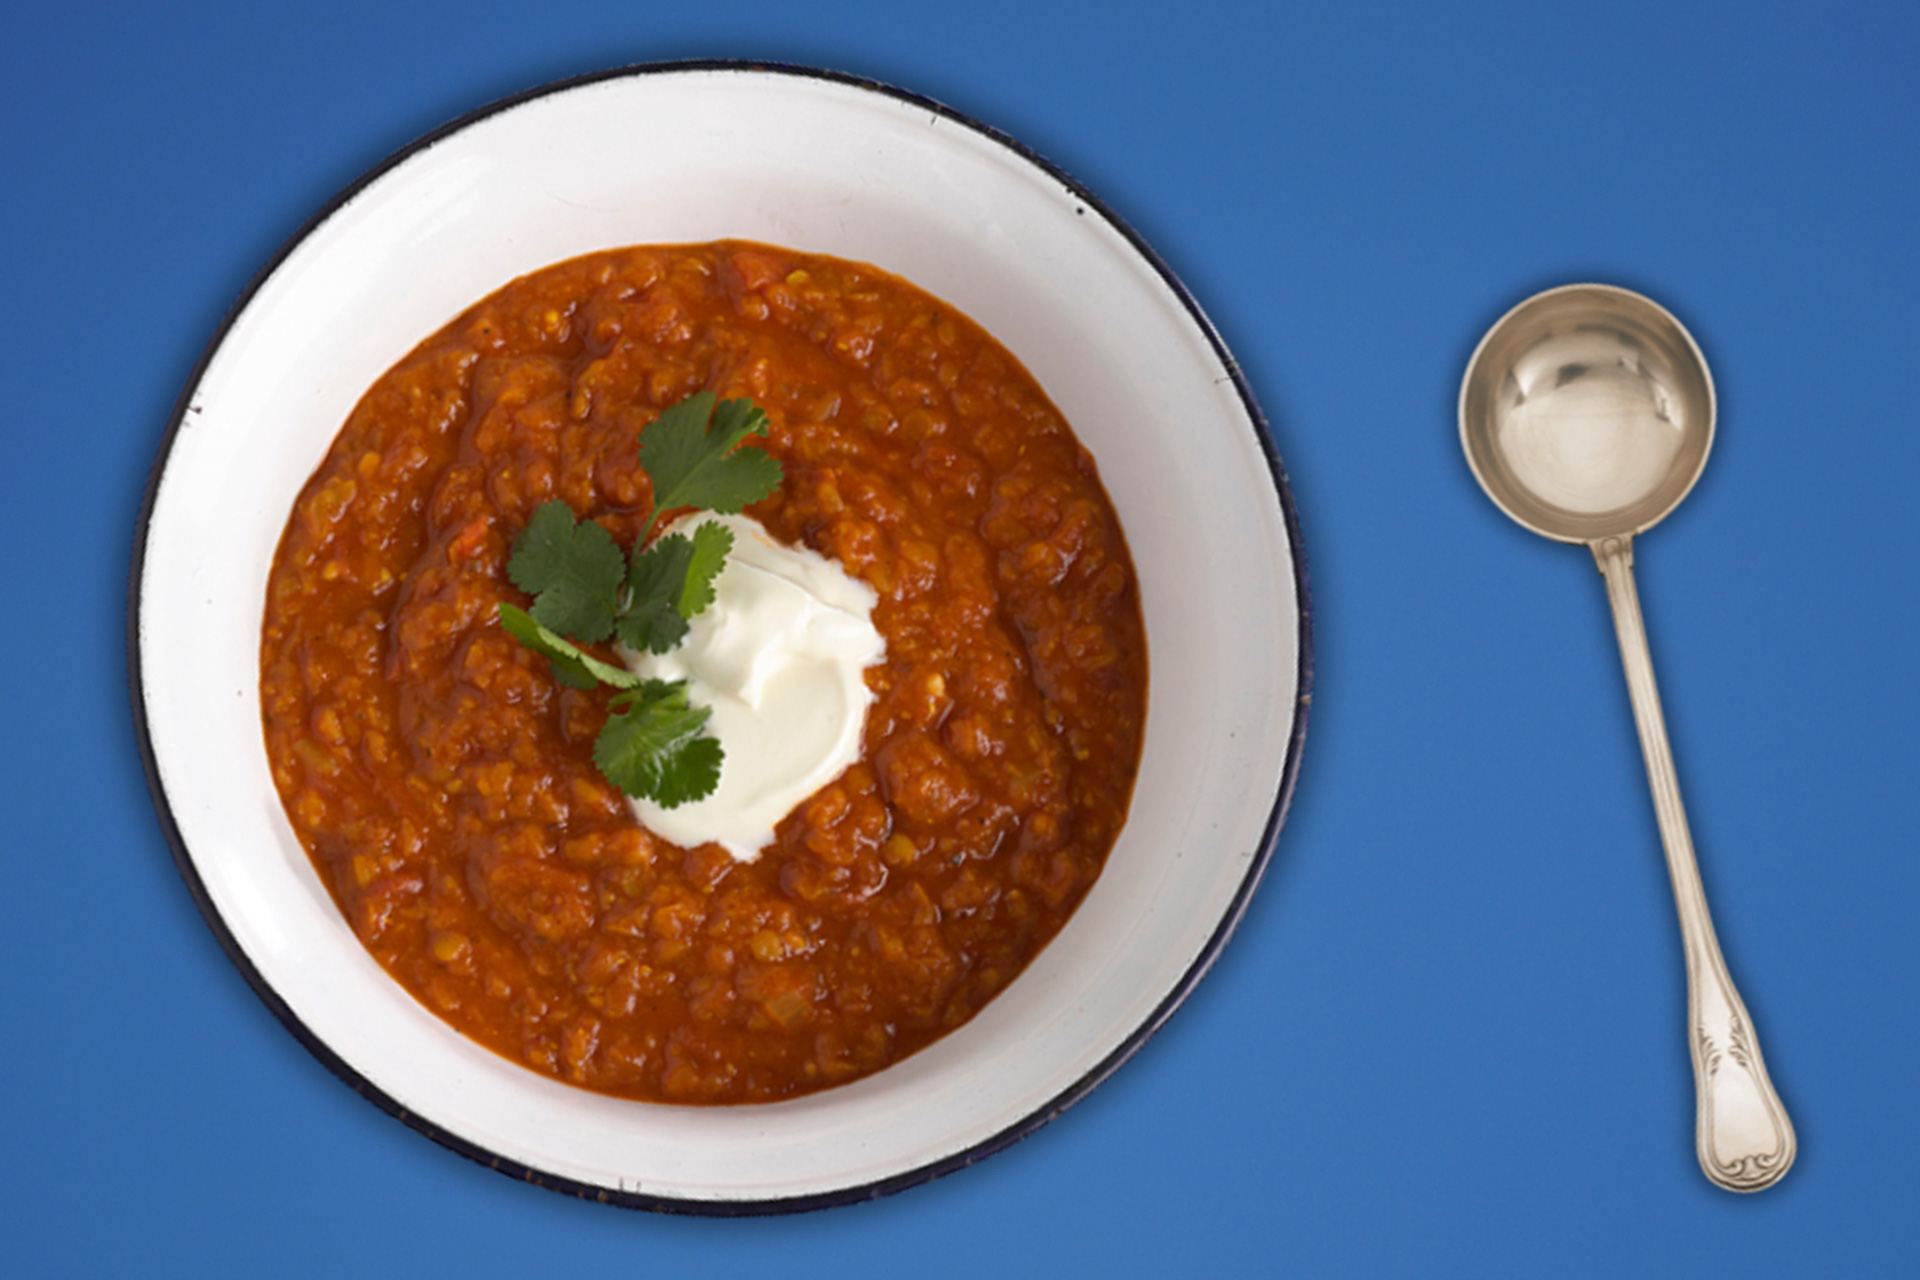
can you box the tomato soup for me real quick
[261,242,1146,1103]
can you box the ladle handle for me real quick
[1591,535,1796,1191]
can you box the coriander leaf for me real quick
[498,604,640,692]
[617,533,695,655]
[506,500,624,643]
[593,680,723,807]
[679,520,733,618]
[637,392,784,535]
[650,733,723,808]
[615,520,734,654]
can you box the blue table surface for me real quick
[6,1,1916,1274]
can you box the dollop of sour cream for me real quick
[622,512,885,861]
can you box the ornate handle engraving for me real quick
[1593,537,1796,1192]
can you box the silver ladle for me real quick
[1459,283,1795,1192]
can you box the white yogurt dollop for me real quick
[623,512,885,861]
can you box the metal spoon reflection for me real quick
[1460,283,1795,1192]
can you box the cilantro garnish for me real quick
[497,392,783,808]
[505,501,624,643]
[636,393,784,539]
[496,603,638,693]
[593,680,724,807]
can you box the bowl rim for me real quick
[126,57,1315,1215]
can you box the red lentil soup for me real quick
[261,242,1147,1103]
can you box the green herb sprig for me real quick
[497,391,783,807]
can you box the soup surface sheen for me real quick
[261,241,1147,1103]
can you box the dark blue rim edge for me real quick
[125,57,1315,1218]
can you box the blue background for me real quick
[5,0,1916,1274]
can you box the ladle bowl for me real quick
[1460,283,1795,1192]
[1461,284,1714,542]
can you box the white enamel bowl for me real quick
[132,62,1310,1213]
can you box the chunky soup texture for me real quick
[260,242,1147,1103]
